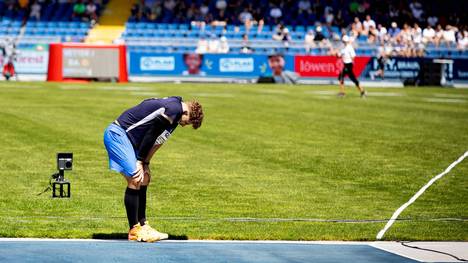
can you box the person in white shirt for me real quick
[442,25,457,47]
[218,36,229,53]
[337,36,366,98]
[457,30,468,50]
[362,15,376,35]
[304,30,315,52]
[422,25,435,44]
[30,1,41,21]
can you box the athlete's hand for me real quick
[132,161,145,184]
[143,163,151,177]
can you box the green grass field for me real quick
[0,81,467,241]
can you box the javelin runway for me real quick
[3,239,466,263]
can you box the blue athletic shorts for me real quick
[103,123,137,177]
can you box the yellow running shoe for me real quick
[128,223,156,242]
[142,221,169,240]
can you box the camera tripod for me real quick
[51,170,71,198]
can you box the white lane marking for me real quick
[367,92,405,97]
[433,93,468,98]
[423,98,466,103]
[376,151,468,240]
[0,238,369,245]
[304,90,336,95]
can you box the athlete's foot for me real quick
[337,92,346,98]
[360,91,367,98]
[142,221,169,241]
[128,223,156,242]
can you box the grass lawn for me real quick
[0,81,466,240]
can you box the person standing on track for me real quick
[103,96,204,242]
[337,35,366,98]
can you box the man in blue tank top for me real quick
[103,96,204,242]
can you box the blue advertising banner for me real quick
[361,57,422,79]
[128,51,468,81]
[453,59,468,81]
[128,52,294,77]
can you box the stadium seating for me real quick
[0,0,466,58]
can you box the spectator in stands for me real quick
[272,24,291,47]
[434,24,444,47]
[215,0,227,11]
[182,53,205,76]
[367,25,378,44]
[458,30,468,50]
[73,0,86,20]
[208,35,220,53]
[314,26,329,48]
[29,1,41,21]
[269,4,282,24]
[298,0,311,13]
[241,34,253,54]
[218,36,229,53]
[86,0,98,23]
[196,36,208,54]
[376,24,387,44]
[412,23,424,57]
[442,25,457,47]
[362,15,376,36]
[267,54,298,84]
[239,8,253,24]
[409,0,424,22]
[388,22,400,41]
[422,25,435,45]
[304,30,315,53]
[351,17,363,37]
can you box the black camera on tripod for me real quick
[52,153,73,198]
[57,153,73,171]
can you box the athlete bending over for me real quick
[103,96,204,242]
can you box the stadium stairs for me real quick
[85,0,136,44]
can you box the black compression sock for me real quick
[138,186,148,226]
[124,187,140,229]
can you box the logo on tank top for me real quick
[155,130,171,145]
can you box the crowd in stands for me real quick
[0,0,104,23]
[129,0,466,28]
[128,0,467,56]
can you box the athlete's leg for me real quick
[124,175,140,229]
[138,171,151,225]
[347,66,365,94]
[338,69,346,95]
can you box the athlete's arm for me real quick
[145,144,162,163]
[136,115,170,162]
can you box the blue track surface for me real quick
[0,241,417,263]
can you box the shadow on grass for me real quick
[92,233,188,240]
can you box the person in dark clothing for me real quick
[103,97,204,242]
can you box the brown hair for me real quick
[188,100,204,129]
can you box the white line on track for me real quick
[376,151,468,240]
[304,90,336,95]
[432,93,468,98]
[423,98,466,103]
[0,238,369,245]
[367,92,405,97]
